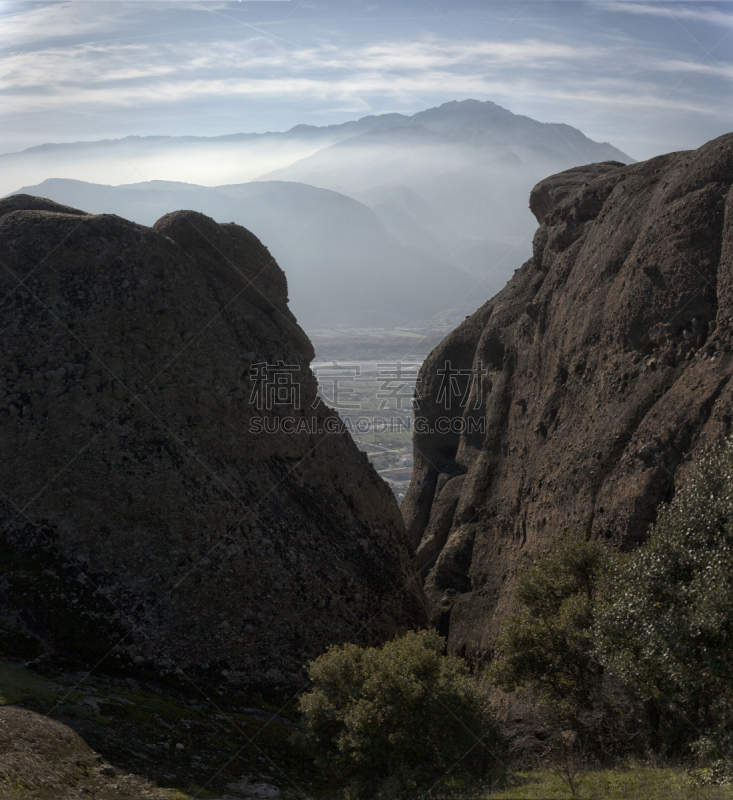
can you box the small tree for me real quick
[484,530,648,763]
[595,435,733,773]
[488,530,612,715]
[298,629,502,798]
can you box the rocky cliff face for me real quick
[0,196,424,690]
[403,133,733,664]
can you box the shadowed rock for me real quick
[0,196,425,690]
[403,133,733,665]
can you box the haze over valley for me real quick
[8,99,632,335]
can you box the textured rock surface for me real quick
[0,197,424,690]
[0,705,172,799]
[403,133,733,664]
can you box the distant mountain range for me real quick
[13,177,482,328]
[259,101,631,277]
[5,99,633,329]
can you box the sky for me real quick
[0,0,731,162]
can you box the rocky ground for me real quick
[0,658,323,800]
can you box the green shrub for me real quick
[485,531,650,761]
[298,629,502,798]
[595,435,733,770]
[488,530,612,712]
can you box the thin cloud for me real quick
[0,2,128,46]
[0,1,730,160]
[0,35,628,102]
[602,2,733,28]
[644,56,733,80]
[1,32,727,119]
[1,67,725,125]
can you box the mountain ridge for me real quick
[4,99,634,333]
[1,99,632,163]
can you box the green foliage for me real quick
[488,531,613,711]
[595,435,733,768]
[298,629,502,798]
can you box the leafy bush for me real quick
[486,530,650,761]
[595,435,733,770]
[488,530,612,711]
[298,629,502,798]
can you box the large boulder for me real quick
[0,198,424,690]
[403,133,733,664]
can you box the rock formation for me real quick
[0,197,424,690]
[403,133,733,664]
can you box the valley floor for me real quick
[311,350,424,503]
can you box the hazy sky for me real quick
[1,0,731,161]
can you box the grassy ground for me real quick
[474,765,733,799]
[0,661,57,706]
